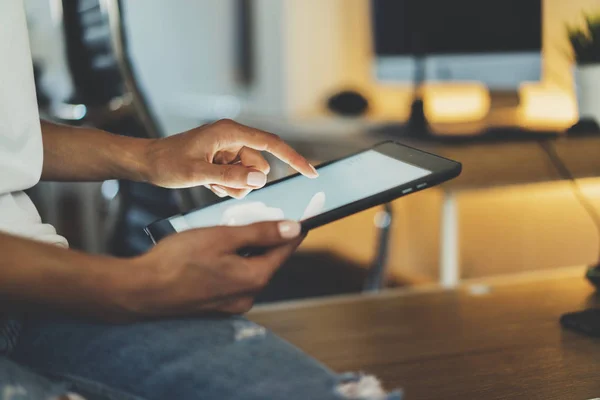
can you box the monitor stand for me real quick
[403,97,433,138]
[369,96,438,140]
[369,47,439,140]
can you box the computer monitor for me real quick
[372,0,542,90]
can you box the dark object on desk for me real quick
[327,90,369,117]
[567,118,600,136]
[586,265,600,290]
[560,308,600,338]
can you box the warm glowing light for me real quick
[422,83,490,123]
[519,83,577,124]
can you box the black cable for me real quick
[538,140,600,262]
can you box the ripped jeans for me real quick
[2,315,402,400]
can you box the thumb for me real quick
[222,220,302,251]
[202,163,267,189]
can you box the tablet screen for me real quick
[169,149,431,232]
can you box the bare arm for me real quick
[40,119,317,197]
[40,120,149,183]
[0,231,131,321]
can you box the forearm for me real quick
[40,120,152,182]
[0,232,135,321]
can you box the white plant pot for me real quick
[574,64,600,122]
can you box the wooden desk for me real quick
[250,268,600,400]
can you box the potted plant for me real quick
[568,14,600,127]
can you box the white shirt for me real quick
[0,0,67,247]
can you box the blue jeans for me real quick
[3,315,401,400]
[0,356,84,400]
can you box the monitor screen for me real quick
[372,0,542,56]
[371,0,542,88]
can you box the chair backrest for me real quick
[61,0,163,139]
[60,0,194,256]
[62,0,121,106]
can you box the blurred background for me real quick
[23,0,600,302]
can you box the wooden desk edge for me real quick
[250,265,588,314]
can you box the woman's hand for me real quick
[142,119,318,198]
[117,221,304,319]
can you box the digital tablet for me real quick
[145,141,462,243]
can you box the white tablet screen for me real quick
[169,149,431,231]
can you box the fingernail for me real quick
[309,164,319,177]
[211,185,227,196]
[247,172,267,187]
[278,221,301,239]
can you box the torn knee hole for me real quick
[336,373,401,400]
[233,320,267,341]
[2,385,26,400]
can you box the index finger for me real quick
[231,123,318,178]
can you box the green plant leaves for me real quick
[568,12,600,65]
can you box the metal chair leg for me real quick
[363,203,393,292]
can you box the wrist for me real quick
[101,254,159,321]
[38,250,143,322]
[75,255,151,322]
[108,134,156,184]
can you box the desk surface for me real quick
[431,136,600,191]
[286,134,600,192]
[249,268,600,400]
[246,116,600,191]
